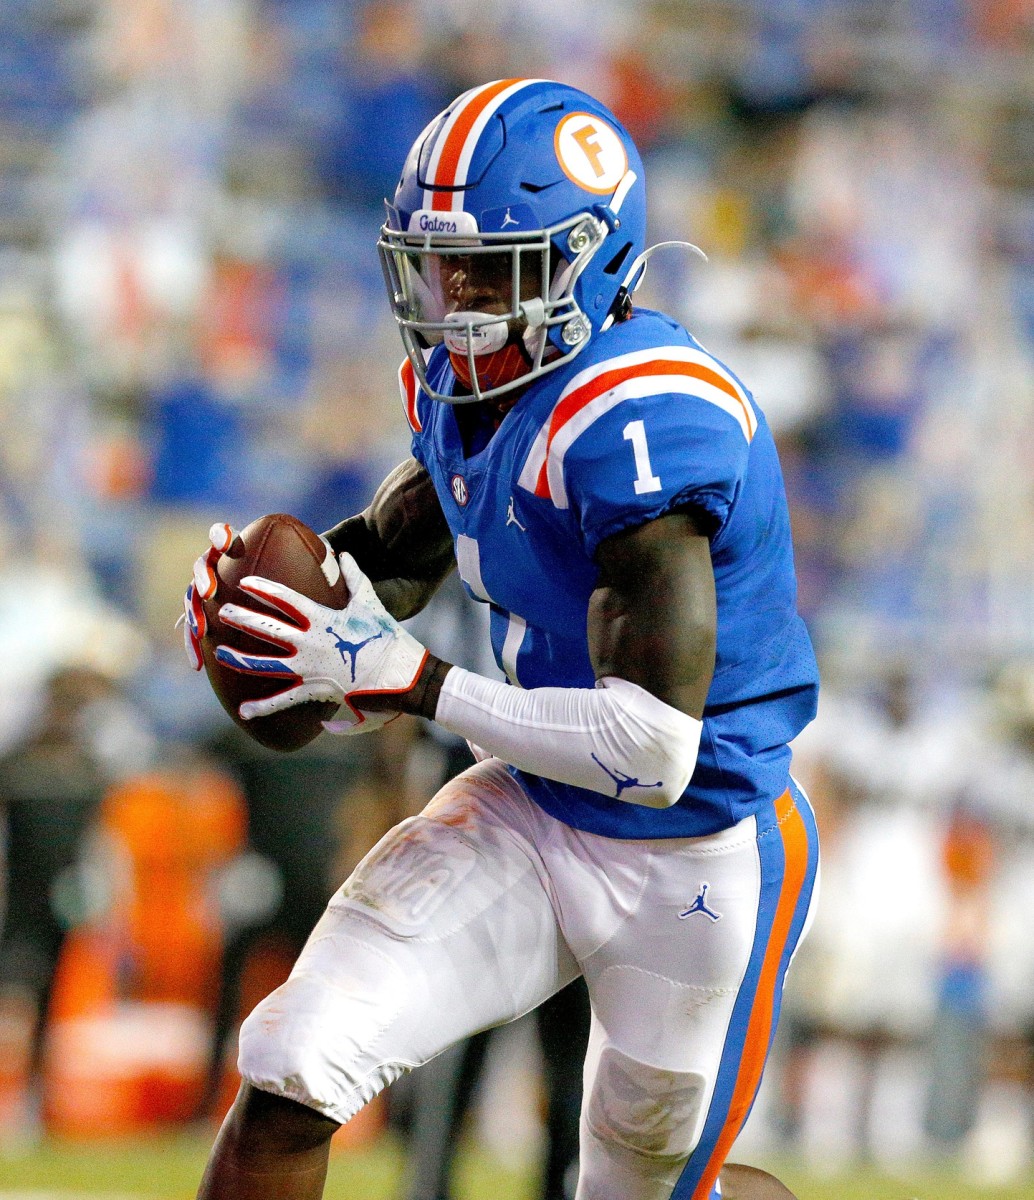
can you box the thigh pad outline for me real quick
[586,1045,708,1163]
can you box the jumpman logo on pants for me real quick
[678,883,721,922]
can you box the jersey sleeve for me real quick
[397,357,428,466]
[562,381,755,558]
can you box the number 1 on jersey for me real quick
[623,419,661,495]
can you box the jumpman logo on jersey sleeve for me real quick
[506,495,526,531]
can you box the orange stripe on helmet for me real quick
[690,791,809,1200]
[430,78,526,210]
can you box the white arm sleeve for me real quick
[435,669,702,809]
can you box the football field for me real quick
[1,1135,1034,1200]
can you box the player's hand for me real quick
[214,553,429,733]
[182,523,240,671]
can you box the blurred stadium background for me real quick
[2,0,1034,1196]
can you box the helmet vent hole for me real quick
[537,102,565,114]
[603,241,633,276]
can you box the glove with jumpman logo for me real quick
[214,553,437,734]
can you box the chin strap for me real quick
[602,240,708,331]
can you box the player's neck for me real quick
[453,382,529,452]
[486,383,529,422]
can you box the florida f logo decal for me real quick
[572,126,605,178]
[554,112,628,195]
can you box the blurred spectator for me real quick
[779,661,981,1164]
[0,665,156,1137]
[316,1,447,209]
[924,806,997,1151]
[0,520,150,753]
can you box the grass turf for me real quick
[1,1135,1033,1198]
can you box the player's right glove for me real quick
[181,523,239,671]
[213,553,429,729]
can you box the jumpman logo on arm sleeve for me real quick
[591,753,663,800]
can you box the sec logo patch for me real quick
[554,112,628,195]
[451,474,469,507]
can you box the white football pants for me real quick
[239,759,819,1200]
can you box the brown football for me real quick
[200,513,349,752]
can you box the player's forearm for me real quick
[379,658,702,809]
[322,460,455,621]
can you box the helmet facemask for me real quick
[378,211,607,405]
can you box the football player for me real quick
[188,79,820,1200]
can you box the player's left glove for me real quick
[214,553,429,734]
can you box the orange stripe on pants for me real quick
[691,792,810,1200]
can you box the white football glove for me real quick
[214,553,428,734]
[181,523,238,670]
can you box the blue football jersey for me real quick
[400,308,819,838]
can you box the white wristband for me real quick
[435,670,702,809]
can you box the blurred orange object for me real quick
[942,807,996,892]
[47,926,118,1025]
[102,766,244,1006]
[331,1093,387,1153]
[85,429,152,502]
[940,806,997,965]
[44,1003,211,1136]
[197,256,280,390]
[42,763,246,1135]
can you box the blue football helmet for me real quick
[378,79,647,404]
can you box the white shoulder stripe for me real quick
[518,422,553,494]
[518,346,757,507]
[517,347,690,496]
[534,375,751,509]
[542,388,627,508]
[558,345,753,418]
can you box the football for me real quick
[200,513,349,752]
